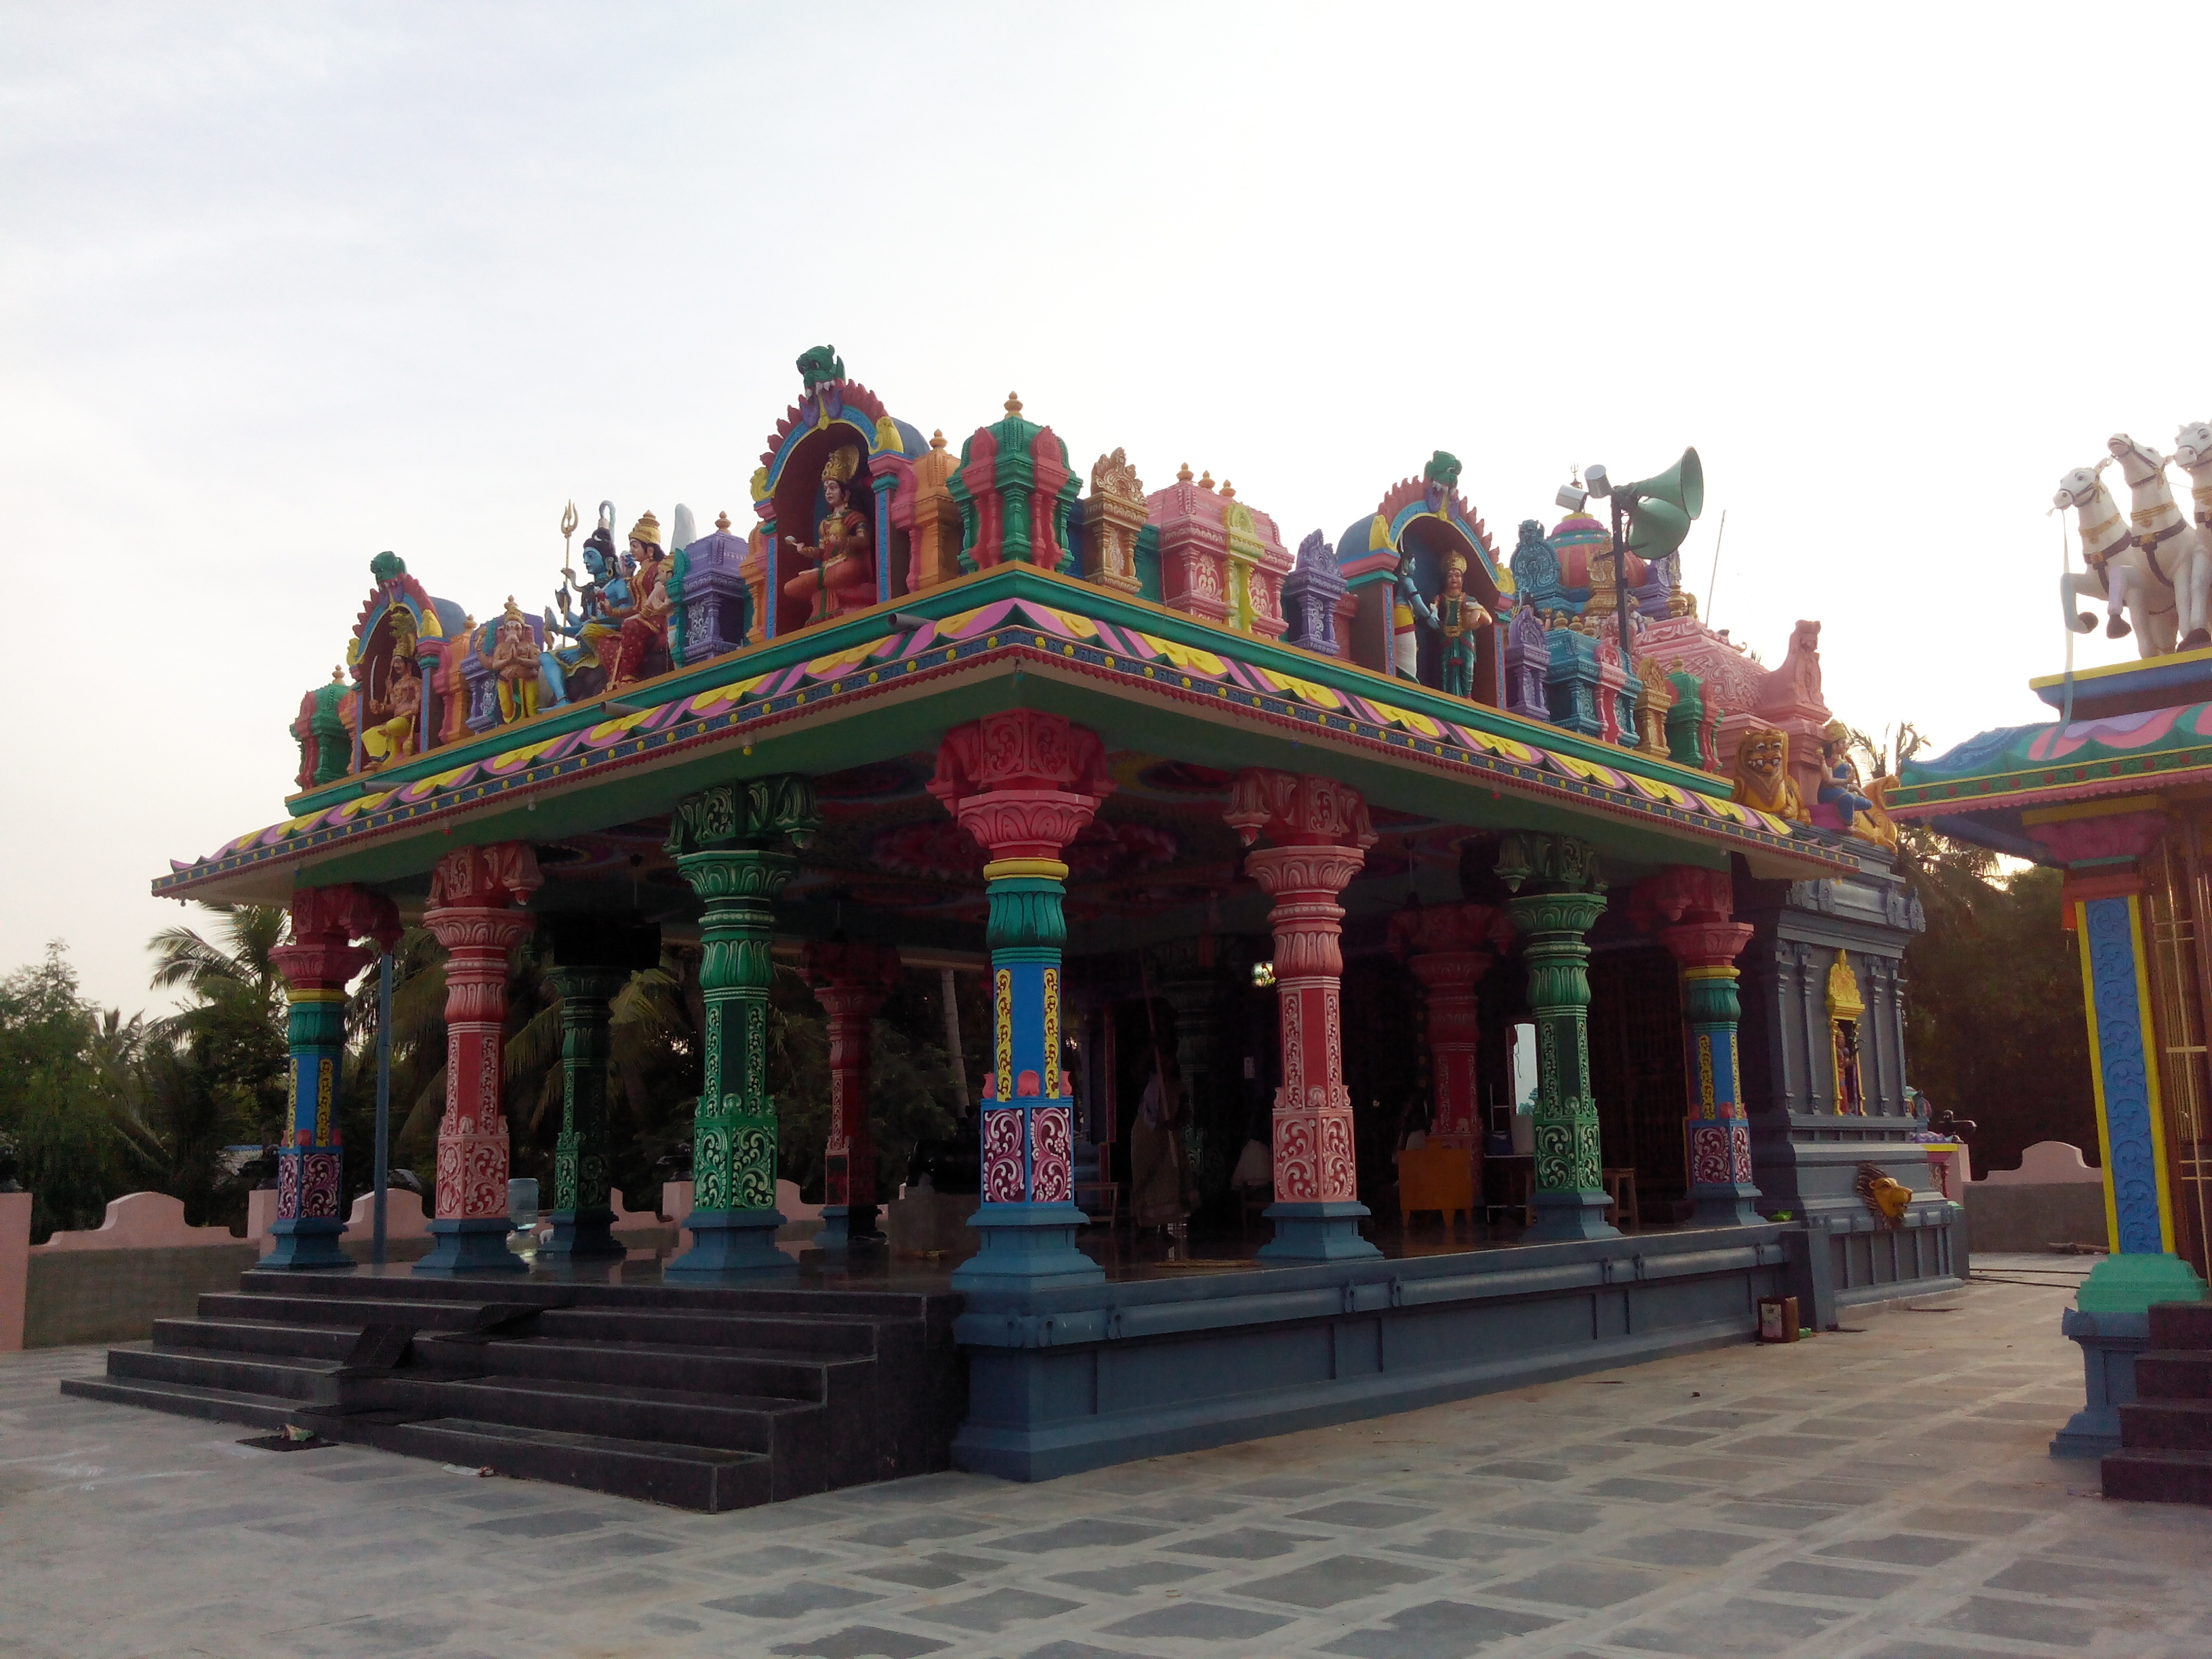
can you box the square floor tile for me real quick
[1046,1561,1210,1595]
[991,1519,1170,1553]
[1486,1562,1665,1610]
[1100,1602,1293,1640]
[1231,1553,1436,1609]
[766,1628,950,1658]
[1753,1560,1915,1600]
[1603,1529,1767,1568]
[1317,1599,1559,1658]
[701,1582,884,1620]
[1168,1525,1323,1560]
[1286,1500,1439,1530]
[1818,1533,1971,1568]
[907,1588,1082,1633]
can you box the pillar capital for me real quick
[929,710,1110,861]
[428,842,543,912]
[1225,768,1376,851]
[1496,831,1603,897]
[1628,864,1734,930]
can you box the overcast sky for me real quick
[7,3,2210,1017]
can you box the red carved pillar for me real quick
[265,884,399,1270]
[800,939,901,1250]
[928,709,1112,1288]
[1226,769,1381,1261]
[1631,865,1762,1227]
[1387,904,1504,1149]
[415,842,541,1277]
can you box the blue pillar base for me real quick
[951,1204,1104,1290]
[815,1204,883,1253]
[2053,1307,2150,1457]
[1523,1189,1622,1244]
[664,1209,796,1282]
[540,1208,626,1261]
[1689,1182,1765,1228]
[413,1218,527,1277]
[1258,1202,1382,1262]
[258,1217,353,1272]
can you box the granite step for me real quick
[2102,1446,2212,1505]
[152,1317,361,1361]
[58,1372,300,1432]
[2148,1302,2212,1350]
[342,1416,773,1512]
[2135,1349,2212,1401]
[531,1305,885,1355]
[197,1292,523,1334]
[2119,1397,2212,1454]
[109,1344,340,1403]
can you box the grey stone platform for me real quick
[5,1256,2206,1658]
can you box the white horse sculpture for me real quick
[2107,433,2208,651]
[2056,460,2178,656]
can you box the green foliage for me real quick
[0,945,134,1238]
[1903,852,2095,1175]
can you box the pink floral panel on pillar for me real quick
[1689,1125,1732,1187]
[1729,1124,1753,1184]
[982,1109,1025,1203]
[1030,1106,1072,1204]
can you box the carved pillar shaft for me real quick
[542,966,628,1260]
[802,940,901,1250]
[1662,926,1762,1227]
[266,884,397,1271]
[415,844,541,1277]
[1500,832,1620,1244]
[1228,769,1382,1262]
[929,711,1111,1289]
[663,775,821,1280]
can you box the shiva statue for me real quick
[1391,550,1425,679]
[361,649,422,769]
[488,596,543,723]
[781,445,875,623]
[545,502,630,701]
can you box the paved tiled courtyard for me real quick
[4,1257,2207,1658]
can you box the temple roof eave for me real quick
[165,565,1858,905]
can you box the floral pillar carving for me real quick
[1632,866,1763,1227]
[1227,769,1382,1261]
[801,939,902,1251]
[541,916,660,1262]
[265,884,399,1270]
[1388,904,1504,1151]
[1498,832,1620,1243]
[928,710,1111,1288]
[415,843,541,1277]
[664,775,823,1280]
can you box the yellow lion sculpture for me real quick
[1731,724,1807,823]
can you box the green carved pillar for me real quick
[1500,832,1620,1243]
[664,775,822,1280]
[539,914,659,1263]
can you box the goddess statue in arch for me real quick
[781,444,874,623]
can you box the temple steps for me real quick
[60,1268,963,1513]
[2104,1301,2212,1505]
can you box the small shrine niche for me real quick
[1826,949,1866,1114]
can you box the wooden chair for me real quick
[1073,1145,1124,1233]
[1601,1168,1641,1231]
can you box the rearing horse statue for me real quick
[2107,433,2208,651]
[2056,459,2178,657]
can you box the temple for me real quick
[71,351,1957,1507]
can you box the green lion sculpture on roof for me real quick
[798,345,846,390]
[1423,450,1462,494]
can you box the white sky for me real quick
[7,3,2210,1018]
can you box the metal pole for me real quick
[373,951,392,1267]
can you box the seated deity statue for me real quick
[781,445,874,623]
[547,529,625,700]
[489,596,542,723]
[1729,724,1808,823]
[606,512,672,689]
[361,650,421,769]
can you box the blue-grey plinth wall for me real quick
[951,1224,1794,1481]
[2052,1307,2148,1457]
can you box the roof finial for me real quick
[331,665,343,683]
[1004,392,1023,417]
[1176,462,1193,484]
[1197,470,1215,491]
[930,428,947,451]
[714,510,731,532]
[1221,479,1236,500]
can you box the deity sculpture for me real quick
[546,503,628,700]
[361,649,421,769]
[1391,551,1425,679]
[603,512,672,689]
[781,445,875,623]
[1729,724,1808,823]
[1816,720,1872,830]
[489,597,542,723]
[1404,552,1491,698]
